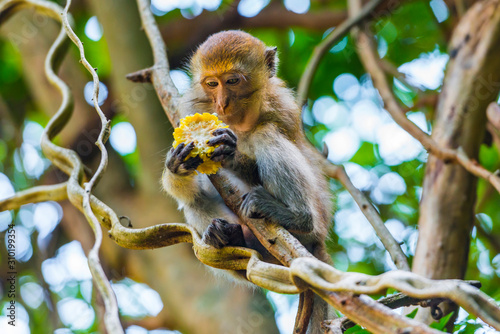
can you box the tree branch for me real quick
[128,1,500,333]
[160,1,348,43]
[324,164,410,271]
[349,0,500,194]
[0,182,68,211]
[326,281,481,332]
[297,0,387,106]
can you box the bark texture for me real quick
[413,0,500,321]
[86,0,279,333]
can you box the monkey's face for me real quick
[201,72,257,121]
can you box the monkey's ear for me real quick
[265,47,278,77]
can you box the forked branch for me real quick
[349,0,500,194]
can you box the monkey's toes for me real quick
[240,192,265,219]
[202,219,231,249]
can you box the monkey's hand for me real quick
[166,142,204,176]
[202,218,246,249]
[207,128,237,164]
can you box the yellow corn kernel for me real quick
[173,113,228,174]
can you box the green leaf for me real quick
[345,324,371,334]
[350,142,379,166]
[430,311,454,331]
[406,308,418,319]
[479,143,500,170]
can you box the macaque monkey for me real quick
[162,30,333,333]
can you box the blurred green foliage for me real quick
[0,0,499,333]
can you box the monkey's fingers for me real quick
[240,189,266,219]
[202,219,246,248]
[171,156,203,175]
[166,146,183,173]
[166,142,190,172]
[210,146,235,162]
[171,142,186,157]
[202,218,231,249]
[167,150,202,175]
[178,142,196,161]
[212,128,237,140]
[208,129,237,147]
[182,156,203,171]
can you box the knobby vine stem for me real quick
[60,0,122,333]
[0,0,123,332]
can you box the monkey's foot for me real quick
[202,219,245,249]
[240,186,271,219]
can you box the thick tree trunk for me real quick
[413,0,500,322]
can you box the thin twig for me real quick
[324,164,410,271]
[349,0,500,194]
[297,0,386,106]
[125,67,153,83]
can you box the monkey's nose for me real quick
[216,103,225,114]
[217,99,229,114]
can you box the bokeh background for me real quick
[1,0,500,333]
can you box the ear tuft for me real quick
[265,47,278,77]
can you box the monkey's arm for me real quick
[239,124,316,234]
[162,141,246,248]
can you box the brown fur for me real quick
[191,30,268,79]
[162,30,333,333]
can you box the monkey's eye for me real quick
[226,78,240,85]
[206,81,218,88]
